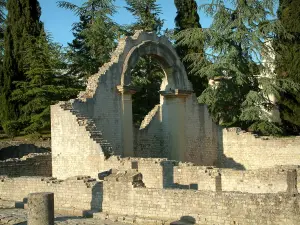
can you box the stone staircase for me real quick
[59,101,113,159]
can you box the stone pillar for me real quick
[215,174,222,192]
[117,85,137,157]
[287,169,298,194]
[160,89,192,162]
[28,192,54,225]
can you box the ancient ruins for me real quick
[1,31,300,224]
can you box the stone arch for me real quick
[75,31,195,159]
[121,39,191,91]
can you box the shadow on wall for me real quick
[0,144,50,160]
[171,216,196,224]
[161,161,199,190]
[218,128,246,170]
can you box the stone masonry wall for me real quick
[0,153,51,177]
[104,156,299,193]
[220,128,300,169]
[0,141,50,160]
[102,171,300,225]
[184,97,219,166]
[51,104,105,179]
[104,156,176,188]
[174,164,300,193]
[133,105,165,158]
[92,64,123,156]
[0,176,102,215]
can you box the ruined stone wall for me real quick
[0,153,51,177]
[184,97,219,166]
[51,104,105,179]
[102,171,300,224]
[92,64,123,155]
[133,105,165,158]
[104,156,299,193]
[104,156,176,188]
[174,165,299,193]
[220,128,300,169]
[0,176,102,215]
[0,140,51,151]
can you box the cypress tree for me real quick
[0,0,43,130]
[174,0,207,97]
[0,0,6,130]
[276,0,300,134]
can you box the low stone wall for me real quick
[0,153,52,177]
[104,156,176,188]
[0,141,50,160]
[220,128,300,169]
[102,171,300,225]
[104,156,299,193]
[174,164,300,193]
[0,176,102,215]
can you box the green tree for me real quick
[275,0,300,134]
[174,0,207,97]
[125,0,163,34]
[124,0,164,126]
[10,33,81,134]
[58,0,120,80]
[176,0,297,135]
[0,0,44,131]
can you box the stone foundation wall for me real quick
[0,176,102,215]
[104,156,176,188]
[174,165,300,193]
[0,142,50,160]
[104,157,299,193]
[0,153,51,177]
[220,128,300,169]
[102,171,300,224]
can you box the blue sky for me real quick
[39,0,212,46]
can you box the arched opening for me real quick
[118,38,192,159]
[130,55,164,127]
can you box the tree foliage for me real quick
[275,0,300,134]
[176,0,298,135]
[58,0,121,80]
[10,33,81,134]
[174,0,207,97]
[0,0,44,127]
[125,0,163,34]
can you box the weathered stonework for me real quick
[51,31,219,179]
[3,31,299,224]
[220,127,300,169]
[0,176,102,216]
[0,153,51,177]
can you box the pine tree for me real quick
[174,0,206,97]
[125,0,163,34]
[176,0,298,135]
[11,33,81,134]
[0,0,43,134]
[124,0,164,126]
[58,0,120,80]
[275,0,300,134]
